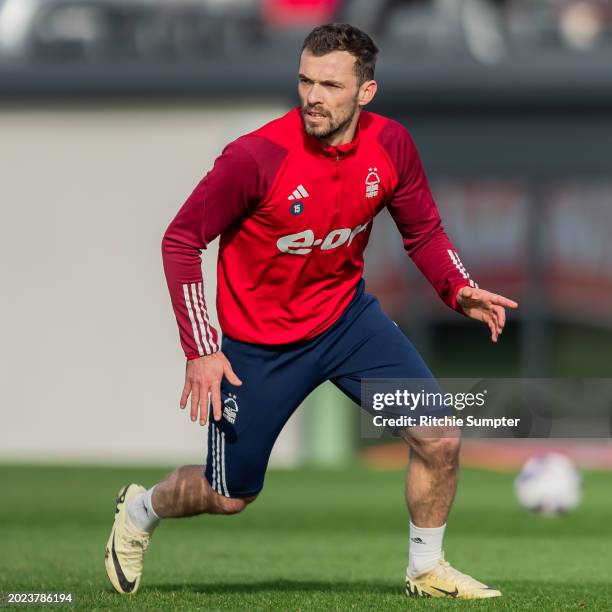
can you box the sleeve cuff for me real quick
[450,281,474,316]
[186,350,218,360]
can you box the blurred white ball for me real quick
[515,453,582,516]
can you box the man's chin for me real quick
[304,121,332,139]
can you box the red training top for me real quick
[162,108,477,359]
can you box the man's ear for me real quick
[358,80,378,107]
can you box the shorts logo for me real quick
[365,167,380,199]
[290,202,304,216]
[223,394,239,424]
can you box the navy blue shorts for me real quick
[205,280,437,498]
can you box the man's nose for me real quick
[306,83,323,106]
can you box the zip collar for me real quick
[301,110,362,160]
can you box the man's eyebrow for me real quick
[298,73,343,87]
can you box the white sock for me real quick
[408,521,446,577]
[127,486,160,534]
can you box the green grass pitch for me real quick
[1,464,611,610]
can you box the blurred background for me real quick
[1,0,612,470]
[1,2,612,608]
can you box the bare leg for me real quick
[400,428,461,527]
[151,464,256,518]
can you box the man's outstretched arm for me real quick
[378,120,517,341]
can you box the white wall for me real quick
[0,102,303,465]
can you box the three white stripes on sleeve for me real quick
[182,281,219,356]
[447,250,478,288]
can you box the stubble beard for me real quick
[302,98,359,142]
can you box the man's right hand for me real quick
[180,351,242,426]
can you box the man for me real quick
[105,23,517,599]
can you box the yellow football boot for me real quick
[104,484,150,594]
[406,557,501,599]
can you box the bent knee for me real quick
[437,435,461,460]
[406,432,461,465]
[214,494,257,515]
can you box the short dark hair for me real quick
[302,23,379,84]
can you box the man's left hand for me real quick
[456,287,518,343]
